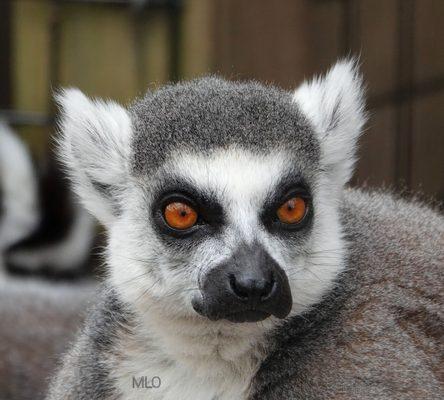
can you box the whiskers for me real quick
[285,248,347,304]
[162,286,200,299]
[287,247,345,273]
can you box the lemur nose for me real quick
[191,243,293,323]
[229,273,275,302]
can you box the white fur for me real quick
[293,59,366,187]
[107,148,345,400]
[0,121,39,272]
[55,89,132,227]
[7,200,95,271]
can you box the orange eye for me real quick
[277,197,307,224]
[164,202,198,230]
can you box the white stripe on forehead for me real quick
[162,148,291,242]
[166,148,289,203]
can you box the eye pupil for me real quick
[277,197,307,225]
[164,201,198,230]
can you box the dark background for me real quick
[1,0,443,202]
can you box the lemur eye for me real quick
[164,202,198,230]
[277,197,307,225]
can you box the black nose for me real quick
[192,243,292,323]
[229,273,275,302]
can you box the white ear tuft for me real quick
[56,88,132,227]
[293,59,366,186]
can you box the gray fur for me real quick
[47,286,133,400]
[251,189,443,399]
[130,77,318,174]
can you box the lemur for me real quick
[0,120,38,273]
[0,123,96,400]
[0,120,96,278]
[47,60,443,400]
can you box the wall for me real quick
[2,0,443,201]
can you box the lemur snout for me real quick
[229,270,275,301]
[192,244,292,323]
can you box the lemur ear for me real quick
[293,59,366,186]
[56,89,132,227]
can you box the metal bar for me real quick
[342,0,360,55]
[49,1,62,118]
[395,0,415,190]
[369,77,444,109]
[0,0,12,109]
[167,3,181,81]
[55,0,181,9]
[0,110,53,126]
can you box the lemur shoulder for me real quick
[47,60,444,400]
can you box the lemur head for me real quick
[57,60,365,326]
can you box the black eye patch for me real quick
[151,176,225,240]
[260,173,314,234]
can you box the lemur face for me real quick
[57,60,365,326]
[124,148,318,323]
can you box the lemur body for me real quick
[0,120,96,277]
[0,120,38,272]
[0,124,96,400]
[47,61,443,399]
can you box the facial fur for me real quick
[56,60,365,370]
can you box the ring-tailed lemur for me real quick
[0,121,96,278]
[0,123,97,400]
[47,60,443,400]
[0,120,39,273]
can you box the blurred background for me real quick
[0,0,444,269]
[0,1,443,398]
